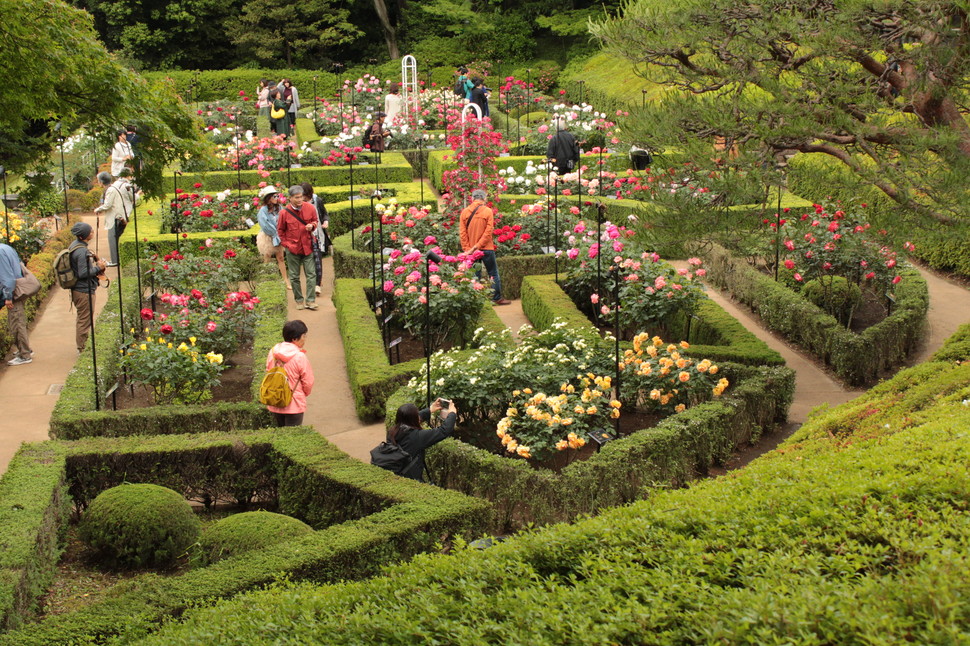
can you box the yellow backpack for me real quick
[259,361,292,407]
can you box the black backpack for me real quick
[370,439,419,476]
[454,77,466,97]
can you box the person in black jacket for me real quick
[545,118,580,176]
[388,399,458,482]
[68,222,106,354]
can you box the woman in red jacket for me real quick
[265,320,314,427]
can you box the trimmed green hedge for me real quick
[333,278,509,420]
[48,269,287,440]
[703,244,929,386]
[417,359,793,529]
[520,274,785,367]
[0,428,492,644]
[331,229,556,300]
[131,331,970,644]
[0,444,69,632]
[175,152,414,192]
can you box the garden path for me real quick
[0,213,109,473]
[686,262,970,469]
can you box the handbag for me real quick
[13,263,40,300]
[271,106,286,119]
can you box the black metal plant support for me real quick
[424,251,442,409]
[172,170,181,252]
[349,88,357,247]
[612,264,621,435]
[59,132,69,230]
[774,174,783,281]
[1,167,8,244]
[370,192,378,301]
[313,76,318,132]
[132,185,142,304]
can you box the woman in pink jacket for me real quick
[265,320,314,426]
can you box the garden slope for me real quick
[140,327,970,644]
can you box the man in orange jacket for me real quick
[458,189,511,305]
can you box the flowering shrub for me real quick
[561,213,709,335]
[163,183,255,233]
[195,100,256,143]
[518,102,620,154]
[495,374,621,461]
[618,334,729,414]
[138,287,259,356]
[498,76,554,116]
[381,247,490,350]
[770,201,910,326]
[404,321,615,432]
[0,211,50,260]
[148,241,252,299]
[441,117,507,216]
[356,198,546,257]
[215,135,297,177]
[120,334,225,405]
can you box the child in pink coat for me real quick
[265,320,314,426]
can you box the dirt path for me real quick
[0,214,109,473]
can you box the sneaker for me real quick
[305,302,319,311]
[105,262,119,267]
[8,356,32,366]
[295,302,305,310]
[315,285,322,295]
[493,299,512,306]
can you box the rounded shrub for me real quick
[78,483,201,569]
[802,275,862,323]
[195,511,313,566]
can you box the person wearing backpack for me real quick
[69,222,106,354]
[264,319,314,427]
[454,66,473,102]
[383,400,457,482]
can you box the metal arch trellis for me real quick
[401,55,419,120]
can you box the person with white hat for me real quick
[256,185,288,288]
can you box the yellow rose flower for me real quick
[680,340,690,349]
[189,336,197,346]
[679,372,690,383]
[555,440,568,451]
[139,344,147,351]
[709,365,719,375]
[650,389,661,400]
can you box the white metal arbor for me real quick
[401,55,419,120]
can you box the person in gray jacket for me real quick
[69,222,106,354]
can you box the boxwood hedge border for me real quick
[520,274,785,367]
[702,244,929,386]
[0,427,491,643]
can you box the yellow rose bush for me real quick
[120,332,226,405]
[495,374,622,461]
[618,333,729,413]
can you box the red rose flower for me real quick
[140,308,154,321]
[160,324,174,334]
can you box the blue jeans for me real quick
[479,250,502,301]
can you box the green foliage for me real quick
[120,338,226,406]
[0,444,69,631]
[1,0,206,197]
[802,275,862,326]
[704,244,929,385]
[0,428,492,643]
[195,512,312,566]
[121,330,970,645]
[78,484,200,569]
[592,0,970,231]
[228,1,361,69]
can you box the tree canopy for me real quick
[592,0,970,226]
[0,0,205,196]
